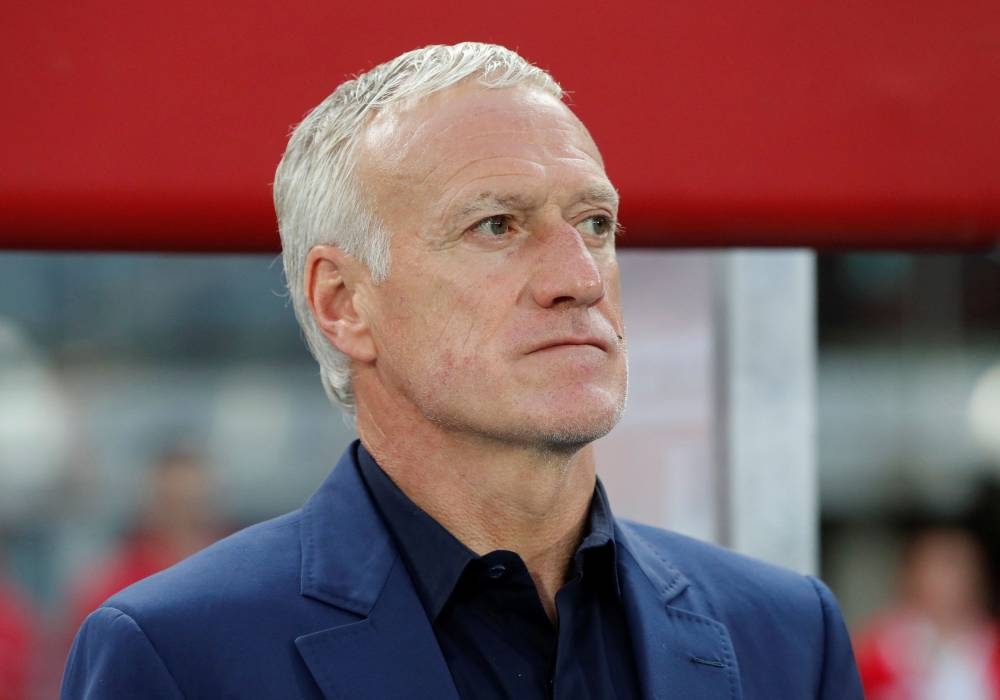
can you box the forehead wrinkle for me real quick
[424,129,597,166]
[416,120,598,166]
[427,143,603,196]
[419,132,592,184]
[424,154,539,188]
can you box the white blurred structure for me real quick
[598,250,818,574]
[0,321,73,523]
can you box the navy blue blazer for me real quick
[63,443,863,699]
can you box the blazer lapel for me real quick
[295,558,460,700]
[617,523,743,700]
[293,443,460,700]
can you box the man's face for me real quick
[354,83,627,448]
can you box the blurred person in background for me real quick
[855,526,1000,699]
[62,447,221,633]
[0,564,33,700]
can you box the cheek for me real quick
[428,348,476,386]
[420,347,500,416]
[448,269,510,332]
[428,286,510,387]
[384,281,478,381]
[382,259,520,377]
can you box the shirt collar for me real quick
[356,443,622,620]
[570,476,621,599]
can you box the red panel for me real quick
[2,1,999,250]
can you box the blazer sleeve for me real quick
[808,577,864,700]
[61,606,184,700]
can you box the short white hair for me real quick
[273,43,563,412]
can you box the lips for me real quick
[527,335,611,354]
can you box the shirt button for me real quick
[487,564,507,579]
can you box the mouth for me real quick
[527,336,611,354]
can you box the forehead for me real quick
[356,84,610,217]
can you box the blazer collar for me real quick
[294,441,461,699]
[297,441,397,615]
[616,521,743,700]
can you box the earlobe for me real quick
[305,246,377,363]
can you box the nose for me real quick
[527,223,606,309]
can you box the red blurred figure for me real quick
[855,527,1000,699]
[0,574,33,700]
[65,448,221,631]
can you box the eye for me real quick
[470,215,514,237]
[577,215,615,237]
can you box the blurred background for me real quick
[3,1,1000,698]
[0,250,996,697]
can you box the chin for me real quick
[514,388,626,448]
[420,376,627,449]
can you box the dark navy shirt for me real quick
[356,444,641,700]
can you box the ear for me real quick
[304,245,377,363]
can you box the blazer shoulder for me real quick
[619,519,818,601]
[62,606,185,700]
[104,509,304,622]
[65,510,351,699]
[618,520,863,698]
[618,519,833,632]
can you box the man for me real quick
[63,43,863,698]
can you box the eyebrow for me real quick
[453,193,537,222]
[450,184,620,226]
[573,184,620,210]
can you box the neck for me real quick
[356,400,597,619]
